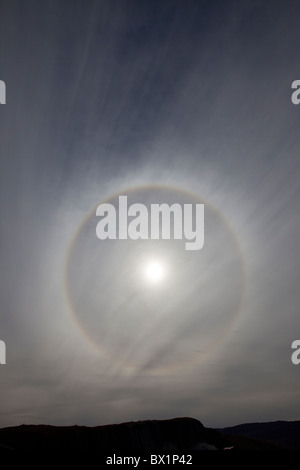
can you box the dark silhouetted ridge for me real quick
[0,417,224,452]
[219,420,300,450]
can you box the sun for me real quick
[146,262,164,282]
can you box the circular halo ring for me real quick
[64,183,246,373]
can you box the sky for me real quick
[0,0,300,429]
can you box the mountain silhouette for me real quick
[0,417,298,452]
[219,420,300,450]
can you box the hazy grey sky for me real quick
[0,0,300,429]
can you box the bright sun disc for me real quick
[146,262,164,281]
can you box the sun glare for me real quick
[146,262,164,282]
